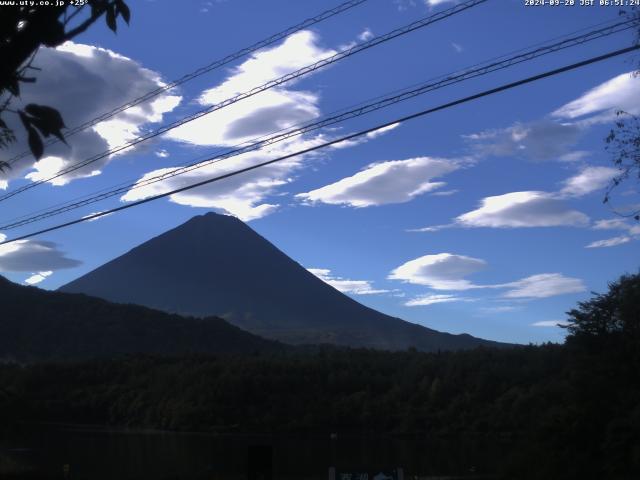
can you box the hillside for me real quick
[0,275,285,362]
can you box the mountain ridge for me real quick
[0,274,285,362]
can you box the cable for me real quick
[5,0,370,166]
[0,18,635,231]
[1,44,636,246]
[0,0,488,203]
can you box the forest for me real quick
[0,275,286,362]
[1,272,638,479]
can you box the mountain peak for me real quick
[60,216,504,351]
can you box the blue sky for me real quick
[1,0,639,344]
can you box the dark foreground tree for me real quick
[0,0,130,170]
[564,271,640,344]
[605,111,640,220]
[603,7,640,218]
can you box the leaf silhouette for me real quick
[106,5,117,32]
[116,0,131,24]
[24,104,67,144]
[26,126,44,160]
[19,111,44,160]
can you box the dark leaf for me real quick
[106,4,117,32]
[116,0,130,24]
[19,110,44,159]
[26,125,44,160]
[17,76,36,83]
[0,161,10,173]
[90,0,108,17]
[24,104,67,144]
[29,117,52,138]
[24,104,66,129]
[0,118,7,129]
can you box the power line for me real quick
[0,0,488,203]
[0,18,635,232]
[1,44,636,247]
[5,0,370,166]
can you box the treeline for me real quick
[1,339,638,478]
[1,273,638,478]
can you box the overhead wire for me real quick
[4,0,370,166]
[1,44,637,246]
[0,0,488,202]
[0,17,636,231]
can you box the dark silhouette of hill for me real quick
[0,275,285,362]
[60,212,504,351]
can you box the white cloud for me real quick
[531,320,570,328]
[170,89,320,147]
[308,268,389,295]
[358,28,374,42]
[425,0,457,6]
[559,151,590,163]
[405,294,471,306]
[167,31,331,147]
[622,223,639,235]
[388,253,486,291]
[479,305,520,314]
[456,191,589,228]
[389,253,586,301]
[0,234,81,272]
[365,122,401,140]
[407,223,453,232]
[553,72,640,122]
[587,218,640,248]
[394,0,417,10]
[559,166,617,197]
[121,136,324,221]
[586,235,632,248]
[1,42,181,187]
[464,120,582,162]
[593,218,632,230]
[414,166,614,232]
[326,122,401,151]
[123,31,342,221]
[451,42,463,53]
[155,149,170,158]
[462,74,640,167]
[25,156,101,186]
[296,157,459,208]
[81,211,114,222]
[501,273,586,299]
[430,189,458,197]
[24,271,53,285]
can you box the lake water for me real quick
[0,424,501,479]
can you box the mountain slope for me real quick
[60,212,504,351]
[0,275,285,362]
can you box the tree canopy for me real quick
[603,7,640,218]
[565,270,640,344]
[0,0,130,171]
